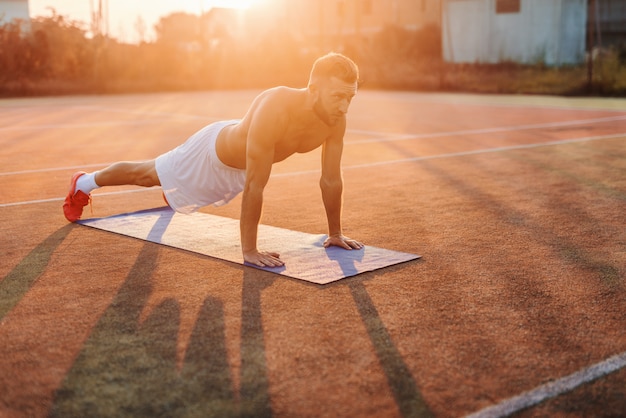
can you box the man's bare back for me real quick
[216,86,344,170]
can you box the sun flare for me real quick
[208,0,259,9]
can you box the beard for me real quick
[312,99,336,126]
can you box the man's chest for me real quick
[276,127,329,157]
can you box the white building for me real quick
[0,0,30,25]
[442,0,587,66]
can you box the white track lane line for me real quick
[2,163,114,177]
[347,114,626,144]
[1,132,623,209]
[465,351,626,418]
[341,132,626,170]
[0,113,218,132]
[2,113,625,136]
[1,119,625,177]
[364,92,626,113]
[0,188,159,208]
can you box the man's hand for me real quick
[243,250,284,267]
[323,234,363,250]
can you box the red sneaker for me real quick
[63,172,90,222]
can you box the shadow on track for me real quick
[0,224,74,321]
[50,209,277,417]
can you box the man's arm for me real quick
[240,95,285,267]
[320,120,363,250]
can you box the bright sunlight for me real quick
[207,0,260,9]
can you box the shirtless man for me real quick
[63,52,363,267]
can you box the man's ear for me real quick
[308,83,320,99]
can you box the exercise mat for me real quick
[78,207,420,284]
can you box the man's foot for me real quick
[63,171,90,222]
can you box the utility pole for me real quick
[587,0,595,92]
[91,0,109,37]
[91,0,109,86]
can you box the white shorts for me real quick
[155,120,246,214]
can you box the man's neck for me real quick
[296,88,325,125]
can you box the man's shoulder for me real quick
[251,87,302,117]
[261,86,301,100]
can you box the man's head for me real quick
[308,53,359,126]
[308,52,359,86]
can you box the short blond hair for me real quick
[309,52,359,85]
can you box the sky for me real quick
[29,0,259,43]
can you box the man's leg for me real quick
[63,160,160,222]
[94,160,160,188]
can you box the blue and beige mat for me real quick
[78,207,420,285]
